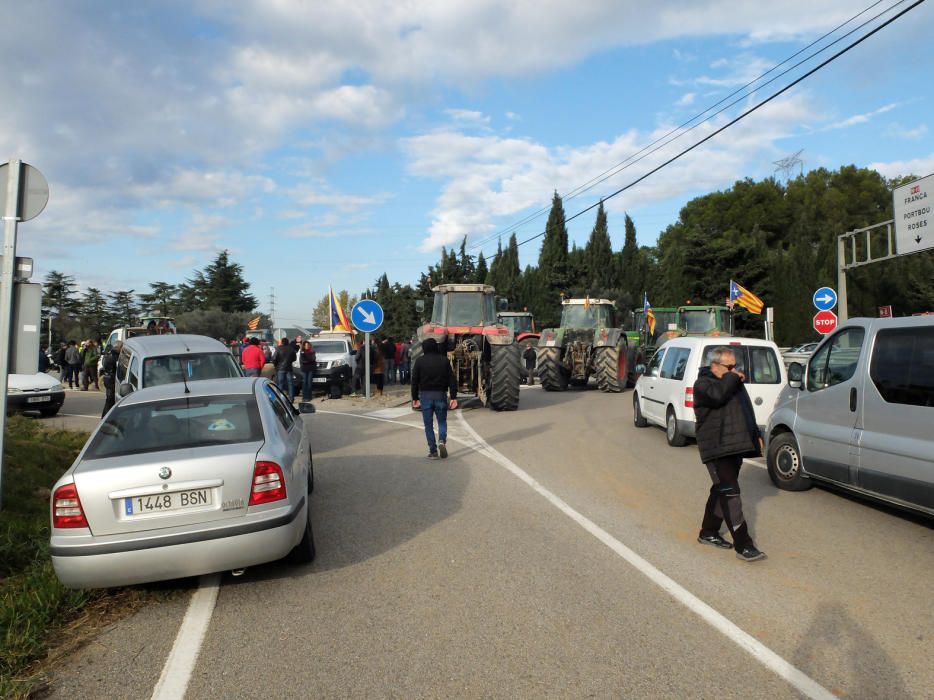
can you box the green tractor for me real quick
[676,304,733,339]
[627,306,679,366]
[536,298,632,393]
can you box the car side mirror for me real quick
[291,404,300,416]
[299,402,316,414]
[117,382,134,397]
[788,362,804,389]
[635,364,646,376]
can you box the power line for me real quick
[495,0,925,259]
[467,0,906,256]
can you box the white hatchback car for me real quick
[633,337,787,446]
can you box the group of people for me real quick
[349,336,414,397]
[50,339,103,391]
[235,334,318,403]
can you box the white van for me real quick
[633,337,787,446]
[308,331,357,399]
[766,316,933,517]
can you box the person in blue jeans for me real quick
[411,338,458,459]
[272,337,297,401]
[298,340,317,402]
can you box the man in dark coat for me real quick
[100,341,123,417]
[693,347,766,562]
[522,341,537,385]
[411,338,457,459]
[272,337,298,401]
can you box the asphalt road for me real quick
[42,383,933,699]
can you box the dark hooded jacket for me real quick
[411,338,457,401]
[692,367,761,463]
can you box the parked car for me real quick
[632,337,787,446]
[765,316,933,518]
[114,334,244,398]
[7,372,66,417]
[781,342,819,367]
[309,331,356,399]
[50,377,317,588]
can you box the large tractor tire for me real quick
[537,347,568,392]
[595,343,627,393]
[488,343,520,411]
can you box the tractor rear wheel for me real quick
[537,347,567,391]
[409,340,423,368]
[595,343,626,393]
[488,343,520,411]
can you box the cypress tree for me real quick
[584,201,613,291]
[537,192,569,326]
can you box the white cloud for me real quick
[288,183,392,213]
[868,154,934,180]
[884,123,928,141]
[404,92,816,252]
[675,92,696,107]
[824,103,899,131]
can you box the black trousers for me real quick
[700,455,752,551]
[101,375,116,417]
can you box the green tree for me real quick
[536,192,569,327]
[107,290,140,327]
[475,252,488,284]
[139,282,178,316]
[41,270,80,340]
[200,251,258,312]
[79,288,111,342]
[584,201,614,291]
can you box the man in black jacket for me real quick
[272,337,298,401]
[100,341,123,418]
[693,347,766,562]
[411,338,458,459]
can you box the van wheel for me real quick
[633,393,647,427]
[767,433,812,491]
[666,407,687,447]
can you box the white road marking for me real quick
[150,573,221,700]
[58,413,100,418]
[454,411,833,700]
[364,406,416,419]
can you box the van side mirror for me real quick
[117,383,134,397]
[635,364,646,376]
[788,362,804,388]
[350,348,357,356]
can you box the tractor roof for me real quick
[432,283,496,293]
[562,298,615,306]
[498,311,533,317]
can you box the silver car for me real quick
[50,377,316,588]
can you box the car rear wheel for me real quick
[666,407,687,447]
[766,432,812,491]
[307,448,315,494]
[288,504,316,564]
[633,393,648,427]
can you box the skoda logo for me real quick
[158,467,172,480]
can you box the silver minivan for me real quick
[115,334,244,397]
[765,316,934,517]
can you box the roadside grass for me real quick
[0,417,166,698]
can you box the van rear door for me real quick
[856,324,934,512]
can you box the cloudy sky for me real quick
[2,0,932,327]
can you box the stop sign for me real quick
[813,309,838,334]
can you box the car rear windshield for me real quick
[702,344,782,384]
[84,395,263,459]
[142,352,241,387]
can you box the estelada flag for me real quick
[330,287,353,332]
[729,280,765,315]
[643,293,656,336]
[247,316,261,330]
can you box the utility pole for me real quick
[268,287,276,327]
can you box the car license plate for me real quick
[124,489,211,516]
[312,377,327,383]
[27,396,51,403]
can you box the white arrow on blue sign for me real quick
[812,287,837,311]
[351,299,384,333]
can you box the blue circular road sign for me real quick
[812,287,837,311]
[351,299,384,333]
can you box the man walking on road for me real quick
[693,347,766,562]
[411,338,457,460]
[100,341,122,417]
[272,337,297,401]
[522,341,537,385]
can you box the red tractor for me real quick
[411,284,521,411]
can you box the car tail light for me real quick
[684,387,694,408]
[52,483,88,529]
[249,461,287,506]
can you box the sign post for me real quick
[350,299,384,400]
[0,160,50,511]
[893,173,933,256]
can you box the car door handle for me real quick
[849,387,857,412]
